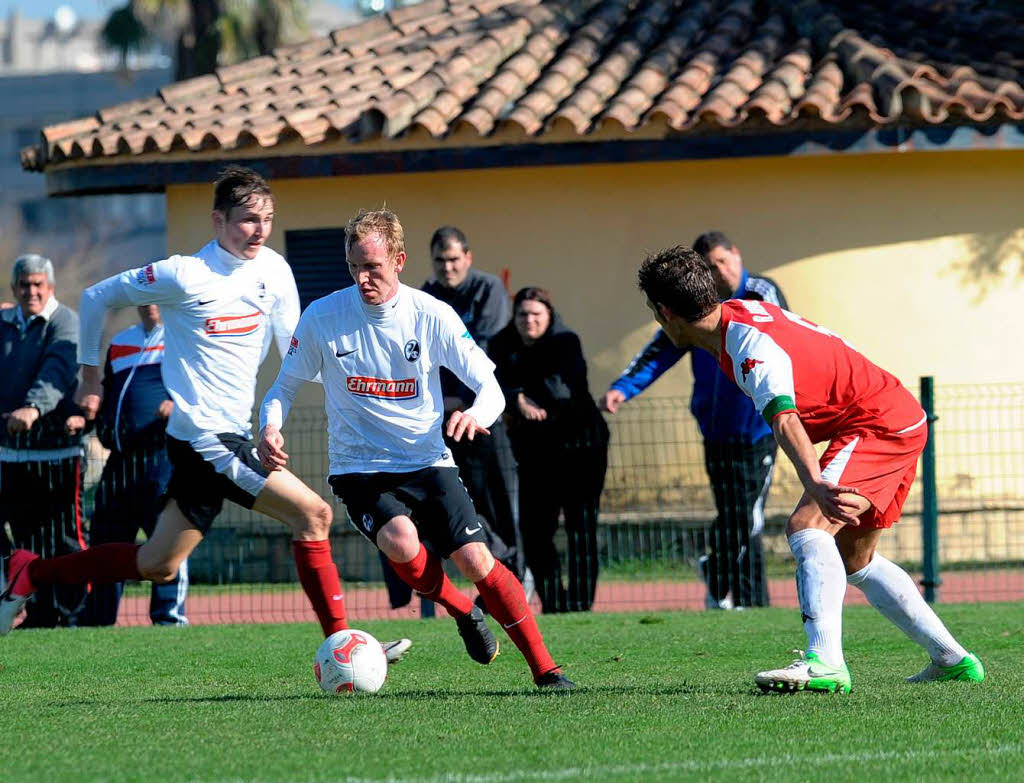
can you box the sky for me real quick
[0,0,357,22]
[1,0,114,21]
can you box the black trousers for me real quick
[518,444,607,613]
[0,457,86,628]
[702,436,776,608]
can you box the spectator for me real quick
[600,231,787,609]
[0,254,86,628]
[489,287,609,613]
[82,305,188,626]
[417,226,526,613]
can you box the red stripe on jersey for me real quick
[204,311,263,336]
[109,343,164,361]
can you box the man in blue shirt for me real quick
[600,231,787,608]
[82,305,188,626]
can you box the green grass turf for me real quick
[1,603,1022,782]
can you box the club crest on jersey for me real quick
[205,311,263,337]
[347,376,418,399]
[288,336,299,356]
[256,280,266,300]
[740,357,764,381]
[135,264,156,286]
[361,513,374,532]
[404,339,420,362]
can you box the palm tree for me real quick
[102,0,309,81]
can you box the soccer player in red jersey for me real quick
[637,246,984,693]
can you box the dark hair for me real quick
[692,230,733,258]
[513,286,553,315]
[213,165,273,213]
[430,225,469,253]
[638,246,719,322]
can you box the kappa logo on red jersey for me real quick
[347,376,418,399]
[740,357,764,381]
[204,311,263,337]
[135,264,156,286]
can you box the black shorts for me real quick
[164,434,270,534]
[329,467,485,558]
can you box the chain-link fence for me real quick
[3,381,1021,627]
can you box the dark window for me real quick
[284,228,353,312]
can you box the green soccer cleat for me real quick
[755,651,852,694]
[906,653,985,683]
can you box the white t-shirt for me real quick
[79,240,300,443]
[276,283,503,475]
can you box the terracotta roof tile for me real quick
[24,0,1024,170]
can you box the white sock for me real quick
[847,553,968,666]
[788,528,846,667]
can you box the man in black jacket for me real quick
[421,227,527,600]
[0,254,85,628]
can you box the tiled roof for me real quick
[22,0,1024,171]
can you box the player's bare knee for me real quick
[450,542,494,583]
[138,558,179,584]
[377,516,419,562]
[295,499,333,539]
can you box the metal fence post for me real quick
[920,376,941,603]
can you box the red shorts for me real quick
[818,415,929,529]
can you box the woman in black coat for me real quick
[488,287,609,613]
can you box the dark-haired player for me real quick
[1,167,410,661]
[636,246,983,693]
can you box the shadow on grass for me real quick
[47,682,711,707]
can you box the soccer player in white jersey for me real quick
[636,246,983,694]
[0,167,410,662]
[258,208,573,689]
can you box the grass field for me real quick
[1,603,1022,782]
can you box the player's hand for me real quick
[446,410,490,442]
[4,406,40,434]
[155,399,174,419]
[65,415,86,434]
[807,480,863,526]
[76,365,103,421]
[517,394,547,422]
[257,425,289,471]
[600,389,626,414]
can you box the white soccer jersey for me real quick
[80,240,300,443]
[277,283,503,475]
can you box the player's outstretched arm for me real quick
[446,409,490,442]
[257,424,290,471]
[771,411,863,527]
[258,371,305,470]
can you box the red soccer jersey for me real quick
[718,300,924,444]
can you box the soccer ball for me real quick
[313,629,388,694]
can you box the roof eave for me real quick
[41,121,1024,197]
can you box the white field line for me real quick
[213,742,1024,783]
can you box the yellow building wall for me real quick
[165,147,1024,560]
[167,148,1024,397]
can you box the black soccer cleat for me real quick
[455,605,499,664]
[535,670,575,690]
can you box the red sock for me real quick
[292,539,348,637]
[388,544,473,618]
[30,543,141,586]
[475,561,558,680]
